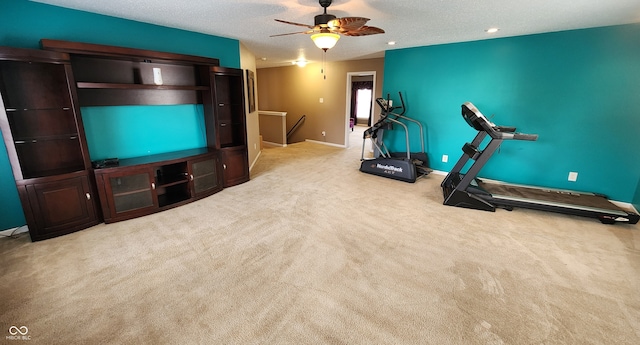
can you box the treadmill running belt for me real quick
[477,180,623,212]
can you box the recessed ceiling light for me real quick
[485,28,499,34]
[260,57,267,61]
[387,41,396,46]
[293,60,307,67]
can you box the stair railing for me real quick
[287,114,306,140]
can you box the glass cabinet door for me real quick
[190,156,220,196]
[108,171,155,214]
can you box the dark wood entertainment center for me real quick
[0,40,249,240]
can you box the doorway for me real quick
[345,71,376,148]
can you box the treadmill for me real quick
[441,102,639,224]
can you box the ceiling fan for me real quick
[271,0,385,51]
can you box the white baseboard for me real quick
[249,150,262,172]
[305,139,346,148]
[262,141,286,148]
[430,169,448,176]
[0,225,28,237]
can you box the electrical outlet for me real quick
[442,154,448,163]
[321,131,326,137]
[568,171,578,182]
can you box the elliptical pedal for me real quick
[416,164,432,176]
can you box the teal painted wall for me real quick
[0,0,241,230]
[1,0,240,66]
[81,105,206,160]
[0,132,25,228]
[383,24,640,203]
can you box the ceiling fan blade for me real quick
[269,30,314,37]
[329,17,369,31]
[341,26,385,37]
[274,19,315,29]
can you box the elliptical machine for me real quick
[359,92,431,183]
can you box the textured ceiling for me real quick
[32,0,640,68]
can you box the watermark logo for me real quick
[7,326,30,341]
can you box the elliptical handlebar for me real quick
[376,92,406,118]
[396,92,406,116]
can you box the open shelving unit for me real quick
[209,66,249,187]
[41,39,217,107]
[40,40,232,224]
[0,46,100,241]
[1,39,250,237]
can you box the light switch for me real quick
[153,68,163,85]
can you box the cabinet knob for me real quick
[85,193,91,200]
[218,103,225,107]
[190,174,194,181]
[223,164,227,170]
[151,182,156,189]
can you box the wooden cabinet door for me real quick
[189,154,222,198]
[221,147,249,187]
[23,175,99,241]
[96,167,157,223]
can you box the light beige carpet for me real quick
[1,140,639,345]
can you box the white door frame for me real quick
[344,71,376,148]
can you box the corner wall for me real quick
[240,42,261,170]
[384,23,640,203]
[257,58,384,146]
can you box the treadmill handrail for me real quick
[513,133,538,141]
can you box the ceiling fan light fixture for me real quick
[311,32,340,51]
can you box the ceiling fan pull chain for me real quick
[321,50,325,79]
[323,51,328,80]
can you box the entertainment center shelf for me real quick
[0,40,250,240]
[41,39,217,107]
[76,82,210,90]
[94,148,222,223]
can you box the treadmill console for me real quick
[461,102,493,131]
[461,102,538,141]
